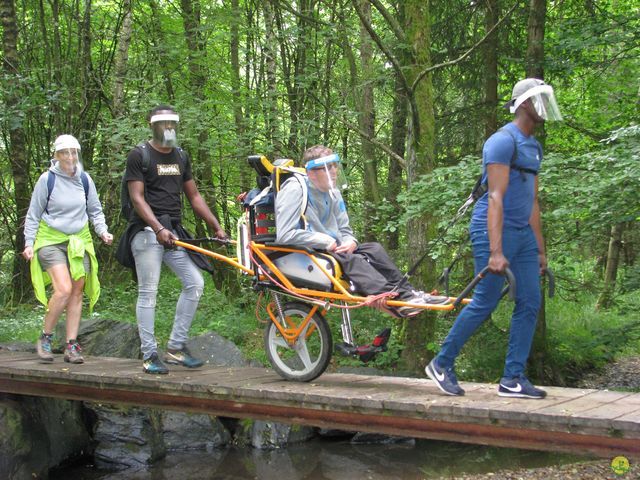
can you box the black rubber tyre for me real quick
[264,301,333,382]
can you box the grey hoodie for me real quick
[24,161,108,247]
[275,176,357,250]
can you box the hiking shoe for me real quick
[165,346,204,368]
[36,332,54,363]
[64,340,84,364]
[498,376,547,399]
[425,358,465,396]
[143,352,169,374]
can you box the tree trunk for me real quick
[262,1,281,156]
[149,0,175,101]
[401,0,437,375]
[596,223,624,309]
[386,1,408,252]
[357,0,380,242]
[230,0,249,190]
[112,0,133,118]
[525,0,546,79]
[525,0,548,380]
[2,0,32,301]
[181,0,229,287]
[484,0,499,139]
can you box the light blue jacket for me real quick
[24,161,108,247]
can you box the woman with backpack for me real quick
[22,134,113,364]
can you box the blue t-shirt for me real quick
[470,122,542,232]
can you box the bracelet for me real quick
[154,227,166,235]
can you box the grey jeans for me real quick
[131,228,204,360]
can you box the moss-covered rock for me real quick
[0,394,91,479]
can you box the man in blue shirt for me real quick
[426,78,562,398]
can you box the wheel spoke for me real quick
[272,334,289,349]
[295,336,313,369]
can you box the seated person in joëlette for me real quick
[274,144,448,318]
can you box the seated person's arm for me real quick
[275,178,336,250]
[334,195,358,253]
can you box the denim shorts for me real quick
[37,243,90,273]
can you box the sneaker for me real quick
[417,290,450,305]
[143,352,169,374]
[36,332,54,363]
[395,294,426,317]
[165,346,204,368]
[425,358,465,396]
[64,340,84,364]
[498,376,547,399]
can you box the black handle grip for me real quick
[453,266,516,307]
[545,268,555,298]
[438,268,451,297]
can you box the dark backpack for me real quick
[45,171,89,214]
[470,128,541,202]
[120,142,185,221]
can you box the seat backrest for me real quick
[244,155,305,244]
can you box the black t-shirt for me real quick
[124,142,193,220]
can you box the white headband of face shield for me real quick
[150,113,180,123]
[510,85,554,113]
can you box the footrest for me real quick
[334,328,392,363]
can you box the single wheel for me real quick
[264,301,333,382]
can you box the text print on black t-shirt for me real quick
[157,164,181,176]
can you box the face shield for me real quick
[510,84,562,121]
[52,135,83,173]
[150,113,180,148]
[305,153,348,197]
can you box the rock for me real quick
[162,411,231,451]
[317,428,356,438]
[0,393,91,479]
[186,331,261,367]
[55,317,141,359]
[89,403,165,468]
[87,405,234,468]
[234,420,317,449]
[350,432,415,445]
[0,342,34,353]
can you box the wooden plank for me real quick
[0,351,639,459]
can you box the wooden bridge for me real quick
[0,351,638,459]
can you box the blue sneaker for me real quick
[165,346,204,368]
[498,376,546,399]
[143,352,169,374]
[425,358,465,396]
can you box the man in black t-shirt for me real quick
[124,105,227,374]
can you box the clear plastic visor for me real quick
[510,85,562,121]
[53,148,83,173]
[306,155,348,194]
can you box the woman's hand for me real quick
[101,232,114,245]
[22,246,34,261]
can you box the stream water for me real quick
[51,438,588,480]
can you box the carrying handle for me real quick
[453,266,516,307]
[545,268,555,298]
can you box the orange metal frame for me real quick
[175,239,469,316]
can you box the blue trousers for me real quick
[436,226,541,379]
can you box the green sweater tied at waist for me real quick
[30,221,100,312]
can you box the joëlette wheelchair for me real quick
[175,155,516,382]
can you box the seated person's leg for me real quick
[356,242,448,305]
[331,249,397,296]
